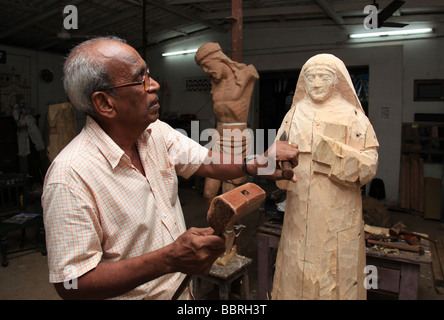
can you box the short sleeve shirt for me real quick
[42,117,208,299]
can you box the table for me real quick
[193,254,252,300]
[366,237,432,299]
[257,224,281,300]
[256,223,432,300]
[0,214,46,267]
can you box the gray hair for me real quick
[62,36,126,116]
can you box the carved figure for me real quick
[47,102,78,163]
[195,42,259,261]
[272,54,379,300]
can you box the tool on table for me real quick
[366,238,424,255]
[389,221,437,243]
[364,221,436,256]
[171,183,266,300]
[279,131,295,180]
[366,234,401,242]
[366,233,420,246]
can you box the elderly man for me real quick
[42,36,298,300]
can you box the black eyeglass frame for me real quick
[100,67,151,92]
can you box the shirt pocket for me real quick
[159,166,178,207]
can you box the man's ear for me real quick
[91,91,116,119]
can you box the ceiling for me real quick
[1,0,443,55]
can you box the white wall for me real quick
[0,44,67,127]
[145,32,229,126]
[2,20,442,204]
[146,22,444,203]
[403,37,444,181]
[403,37,444,123]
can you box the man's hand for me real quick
[52,227,224,300]
[196,140,299,183]
[250,140,299,182]
[166,227,226,275]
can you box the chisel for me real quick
[279,131,295,180]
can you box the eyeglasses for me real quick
[101,68,151,92]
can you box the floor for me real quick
[1,177,444,300]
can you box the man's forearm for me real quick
[54,245,173,300]
[195,153,261,180]
[53,227,225,300]
[196,140,299,181]
[196,151,245,180]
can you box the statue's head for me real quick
[195,42,251,86]
[292,53,365,114]
[194,42,223,66]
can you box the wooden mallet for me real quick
[171,183,266,300]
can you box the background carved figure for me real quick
[272,54,379,300]
[46,102,78,163]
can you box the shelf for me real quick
[402,123,444,164]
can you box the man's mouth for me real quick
[149,97,160,111]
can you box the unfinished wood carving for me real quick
[195,42,259,261]
[47,102,78,163]
[272,54,379,300]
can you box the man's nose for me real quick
[148,78,161,92]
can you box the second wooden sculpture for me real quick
[195,43,259,262]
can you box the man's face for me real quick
[304,67,336,103]
[99,41,160,128]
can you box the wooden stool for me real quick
[193,254,252,300]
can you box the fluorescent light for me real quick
[162,48,198,57]
[350,28,433,39]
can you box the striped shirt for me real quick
[42,116,208,299]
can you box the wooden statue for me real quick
[195,42,259,262]
[47,102,78,163]
[272,54,379,300]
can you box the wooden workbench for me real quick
[256,223,432,300]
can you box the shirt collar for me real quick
[84,116,124,169]
[85,116,154,169]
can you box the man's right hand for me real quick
[166,227,226,275]
[53,227,225,300]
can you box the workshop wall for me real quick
[403,38,444,123]
[0,44,67,126]
[2,21,442,205]
[146,22,444,204]
[146,32,230,130]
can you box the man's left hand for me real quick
[249,140,299,182]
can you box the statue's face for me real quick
[200,56,231,82]
[304,66,336,103]
[200,59,221,80]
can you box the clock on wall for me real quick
[40,69,54,83]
